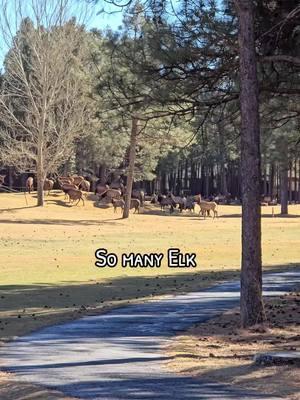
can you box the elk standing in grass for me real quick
[26,177,34,193]
[79,179,90,192]
[199,201,218,219]
[67,188,85,206]
[43,179,54,195]
[112,198,125,213]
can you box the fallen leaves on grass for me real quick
[165,292,300,399]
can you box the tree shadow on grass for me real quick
[0,205,38,214]
[221,213,300,218]
[0,266,299,400]
[0,217,117,226]
[0,264,299,338]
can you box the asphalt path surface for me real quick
[1,270,299,399]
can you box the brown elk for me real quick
[43,179,54,195]
[129,198,141,213]
[112,198,140,214]
[199,201,218,219]
[26,177,34,193]
[112,198,125,213]
[132,189,145,206]
[98,188,122,202]
[71,176,84,186]
[95,184,109,195]
[58,176,74,185]
[61,183,79,200]
[193,194,202,205]
[67,188,85,206]
[79,179,90,192]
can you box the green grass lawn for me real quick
[0,191,299,341]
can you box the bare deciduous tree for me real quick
[0,0,91,205]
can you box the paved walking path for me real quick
[1,270,299,399]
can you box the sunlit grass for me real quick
[0,191,299,340]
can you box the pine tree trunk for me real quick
[295,160,300,203]
[288,163,292,203]
[99,165,107,185]
[123,117,138,219]
[263,165,267,196]
[298,159,300,203]
[8,167,14,189]
[184,159,188,190]
[294,159,297,203]
[37,139,44,207]
[235,0,264,328]
[269,163,274,198]
[280,164,289,214]
[204,165,209,197]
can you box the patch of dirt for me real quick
[165,291,300,399]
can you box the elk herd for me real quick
[153,193,218,218]
[25,175,88,205]
[16,175,218,218]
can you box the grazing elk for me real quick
[193,194,202,205]
[199,201,218,219]
[185,196,195,212]
[129,198,141,214]
[60,183,79,200]
[58,175,74,184]
[132,189,145,206]
[150,194,158,204]
[98,188,122,202]
[112,198,125,213]
[158,194,175,213]
[167,193,186,212]
[95,184,109,196]
[79,179,90,192]
[112,198,141,214]
[67,188,85,206]
[43,178,54,195]
[26,177,34,193]
[72,175,84,186]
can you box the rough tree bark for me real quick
[278,136,289,214]
[234,0,265,327]
[123,116,138,219]
[288,162,292,203]
[37,137,44,207]
[280,163,289,214]
[269,163,275,198]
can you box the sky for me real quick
[88,4,124,31]
[0,2,124,69]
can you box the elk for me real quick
[26,177,34,193]
[61,183,79,200]
[43,179,54,195]
[199,201,218,219]
[98,188,122,202]
[71,175,84,186]
[67,188,85,206]
[112,198,125,213]
[95,184,109,195]
[79,179,90,192]
[132,189,145,206]
[167,193,186,212]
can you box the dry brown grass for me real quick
[165,292,300,399]
[0,192,299,399]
